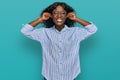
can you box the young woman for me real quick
[21,2,97,80]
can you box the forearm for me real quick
[29,18,43,27]
[75,18,91,26]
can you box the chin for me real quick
[56,24,64,27]
[56,22,65,26]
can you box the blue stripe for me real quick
[21,24,97,80]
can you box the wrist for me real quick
[36,18,43,23]
[74,17,80,22]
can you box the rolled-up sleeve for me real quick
[76,23,98,42]
[21,24,45,43]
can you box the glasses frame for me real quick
[52,11,67,16]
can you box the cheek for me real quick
[52,18,56,23]
[52,16,56,21]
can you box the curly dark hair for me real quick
[41,2,76,28]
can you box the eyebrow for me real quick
[53,10,66,12]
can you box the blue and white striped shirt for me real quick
[21,23,97,80]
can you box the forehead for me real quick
[54,5,66,11]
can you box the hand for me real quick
[41,12,51,21]
[67,12,77,21]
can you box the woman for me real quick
[21,2,97,80]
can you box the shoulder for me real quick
[69,26,83,31]
[38,27,55,34]
[43,27,54,31]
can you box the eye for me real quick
[53,11,58,15]
[61,12,66,14]
[52,11,67,16]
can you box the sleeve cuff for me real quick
[23,24,34,30]
[84,22,94,27]
[84,22,98,33]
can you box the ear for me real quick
[67,12,73,17]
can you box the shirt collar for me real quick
[52,25,70,33]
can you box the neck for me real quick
[55,25,64,31]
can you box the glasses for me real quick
[52,11,67,16]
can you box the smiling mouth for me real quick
[57,19,62,22]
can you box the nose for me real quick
[57,13,62,18]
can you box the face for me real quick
[52,5,67,27]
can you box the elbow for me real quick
[20,28,29,36]
[20,24,34,35]
[89,25,98,34]
[85,22,98,34]
[87,26,98,34]
[93,26,98,34]
[21,28,25,35]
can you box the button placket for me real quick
[59,34,62,53]
[58,61,64,76]
[58,33,64,76]
[58,34,64,64]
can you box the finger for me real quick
[46,14,51,18]
[67,13,72,17]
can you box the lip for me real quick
[53,17,66,25]
[57,19,62,22]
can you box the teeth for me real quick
[57,19,62,21]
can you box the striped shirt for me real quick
[21,23,97,80]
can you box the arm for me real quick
[28,18,43,27]
[67,12,91,26]
[67,12,97,41]
[21,12,51,42]
[74,18,91,26]
[28,12,51,27]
